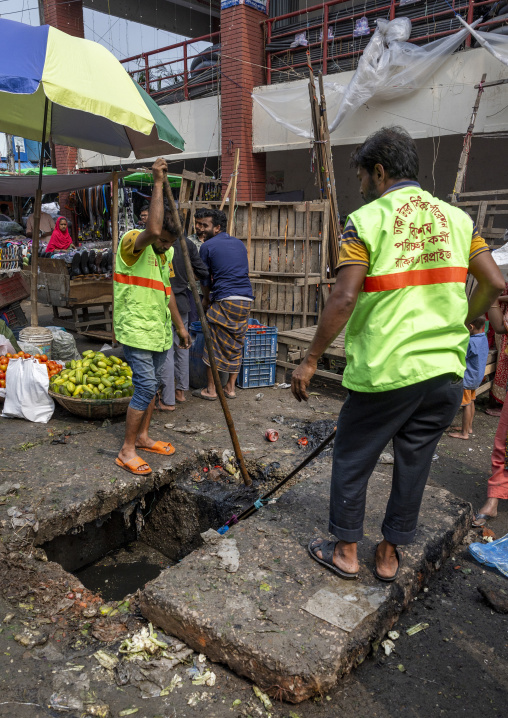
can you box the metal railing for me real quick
[264,0,504,84]
[120,31,220,105]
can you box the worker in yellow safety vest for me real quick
[291,126,504,583]
[114,157,191,477]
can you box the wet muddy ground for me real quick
[0,304,506,717]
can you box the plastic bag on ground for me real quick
[469,532,508,578]
[1,357,54,423]
[46,326,81,361]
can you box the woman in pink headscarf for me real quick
[45,216,75,254]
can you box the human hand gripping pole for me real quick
[162,178,252,487]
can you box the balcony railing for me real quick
[120,31,220,105]
[264,0,504,84]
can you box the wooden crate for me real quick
[451,189,508,248]
[181,200,331,332]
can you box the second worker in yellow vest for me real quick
[291,126,505,583]
[113,157,191,478]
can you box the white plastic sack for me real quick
[492,240,508,281]
[0,334,16,356]
[1,358,54,423]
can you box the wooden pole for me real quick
[452,73,487,203]
[226,148,240,236]
[246,203,253,266]
[111,171,119,255]
[163,178,252,487]
[302,202,310,328]
[219,175,233,211]
[30,98,49,329]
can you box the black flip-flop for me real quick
[308,538,358,580]
[373,544,402,582]
[224,390,236,399]
[472,512,495,528]
[192,388,217,401]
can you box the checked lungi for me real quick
[203,299,251,373]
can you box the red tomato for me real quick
[0,371,5,380]
[5,353,12,359]
[23,353,31,359]
[0,380,5,389]
[39,354,48,363]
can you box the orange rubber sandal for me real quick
[115,456,152,476]
[137,441,176,456]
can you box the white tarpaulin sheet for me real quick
[253,16,507,139]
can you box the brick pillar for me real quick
[41,1,84,223]
[221,5,266,202]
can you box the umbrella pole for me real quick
[30,98,49,328]
[163,179,252,488]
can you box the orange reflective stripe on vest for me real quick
[114,272,172,295]
[363,266,468,293]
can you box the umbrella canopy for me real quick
[0,19,184,159]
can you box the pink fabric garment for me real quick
[46,216,72,253]
[487,396,508,499]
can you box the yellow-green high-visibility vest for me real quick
[343,185,473,392]
[113,233,174,352]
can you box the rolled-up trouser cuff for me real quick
[329,520,364,543]
[381,520,417,546]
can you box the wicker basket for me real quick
[49,390,130,419]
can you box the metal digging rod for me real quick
[163,178,252,487]
[218,427,337,533]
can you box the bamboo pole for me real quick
[163,177,252,487]
[226,148,240,235]
[302,202,310,328]
[30,98,49,328]
[111,171,119,343]
[219,175,233,211]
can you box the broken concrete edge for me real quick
[24,449,272,546]
[139,502,473,703]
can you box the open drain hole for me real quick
[40,457,279,602]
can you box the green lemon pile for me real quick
[50,350,133,400]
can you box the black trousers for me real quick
[329,373,463,545]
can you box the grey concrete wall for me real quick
[266,135,508,219]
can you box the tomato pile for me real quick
[0,352,63,389]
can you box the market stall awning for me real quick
[0,171,131,197]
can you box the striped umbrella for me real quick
[0,18,185,326]
[0,18,184,158]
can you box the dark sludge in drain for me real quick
[40,458,280,602]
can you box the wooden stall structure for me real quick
[180,199,332,332]
[37,258,113,338]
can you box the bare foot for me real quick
[313,539,359,575]
[117,446,148,468]
[375,540,400,579]
[448,431,469,440]
[450,426,472,433]
[175,389,186,403]
[157,401,176,411]
[201,388,217,399]
[135,435,157,450]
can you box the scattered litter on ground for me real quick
[255,393,264,401]
[0,482,20,495]
[216,538,240,572]
[381,639,395,655]
[388,630,400,640]
[253,686,272,709]
[378,452,394,464]
[14,628,47,648]
[432,454,439,461]
[93,650,119,670]
[274,383,290,389]
[265,430,279,442]
[297,437,308,446]
[49,671,90,712]
[92,620,127,642]
[7,505,39,533]
[192,669,216,686]
[118,708,139,716]
[397,664,406,672]
[406,622,429,636]
[172,422,212,434]
[164,423,175,429]
[160,674,182,694]
[272,415,285,424]
[470,533,508,578]
[83,703,110,717]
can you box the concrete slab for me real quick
[140,466,473,703]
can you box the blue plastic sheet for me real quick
[469,533,508,578]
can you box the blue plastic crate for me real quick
[237,357,276,389]
[243,318,278,359]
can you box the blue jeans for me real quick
[122,344,168,411]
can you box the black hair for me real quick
[350,126,419,181]
[162,202,182,235]
[194,207,227,232]
[471,315,486,330]
[140,204,150,213]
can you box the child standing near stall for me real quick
[449,316,489,440]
